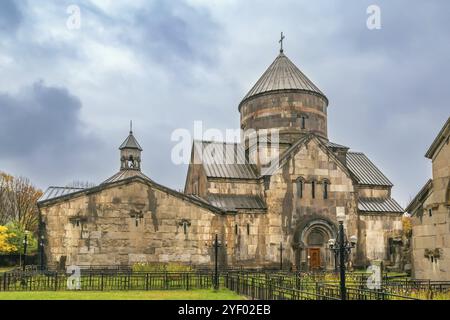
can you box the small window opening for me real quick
[311,181,316,199]
[296,179,303,198]
[323,181,329,199]
[301,116,306,129]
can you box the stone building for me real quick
[406,117,450,280]
[38,46,404,270]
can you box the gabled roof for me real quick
[358,197,404,214]
[261,134,356,181]
[102,169,151,184]
[326,141,349,149]
[405,179,433,214]
[38,175,226,214]
[425,116,450,159]
[207,194,266,212]
[346,152,393,187]
[193,141,258,179]
[39,186,85,202]
[119,132,143,151]
[240,52,327,107]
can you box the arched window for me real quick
[311,181,316,199]
[296,178,304,198]
[323,180,329,199]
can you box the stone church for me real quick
[38,45,404,271]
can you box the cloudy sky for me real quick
[0,0,448,207]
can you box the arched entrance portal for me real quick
[293,218,337,271]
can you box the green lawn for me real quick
[0,289,245,300]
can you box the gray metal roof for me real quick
[119,132,143,151]
[241,52,326,104]
[326,141,349,149]
[346,152,393,187]
[207,194,266,211]
[39,186,85,202]
[405,179,433,214]
[358,197,404,213]
[194,141,258,179]
[102,169,151,184]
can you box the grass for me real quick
[0,289,245,300]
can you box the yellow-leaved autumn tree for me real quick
[0,172,42,232]
[0,225,17,253]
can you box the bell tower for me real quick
[119,121,143,171]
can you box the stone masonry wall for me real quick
[40,180,221,267]
[263,138,358,269]
[412,138,450,280]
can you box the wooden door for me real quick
[309,248,321,270]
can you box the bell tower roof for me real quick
[119,122,143,151]
[240,51,327,108]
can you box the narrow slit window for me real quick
[296,179,303,198]
[235,224,238,235]
[311,181,316,199]
[301,116,306,129]
[247,224,250,236]
[323,181,328,199]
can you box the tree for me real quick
[0,225,17,253]
[402,214,412,238]
[5,221,38,254]
[0,172,43,233]
[0,173,13,225]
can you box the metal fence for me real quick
[224,273,339,300]
[0,271,214,292]
[1,268,449,300]
[316,284,419,300]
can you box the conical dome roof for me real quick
[240,52,327,106]
[119,132,143,151]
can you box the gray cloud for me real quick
[133,1,219,64]
[0,81,105,188]
[0,0,22,33]
[0,1,448,207]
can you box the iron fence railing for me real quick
[316,284,419,300]
[1,268,449,300]
[224,273,339,300]
[0,271,215,292]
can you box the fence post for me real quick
[101,273,104,291]
[2,272,6,291]
[146,273,149,291]
[251,277,255,300]
[54,272,58,291]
